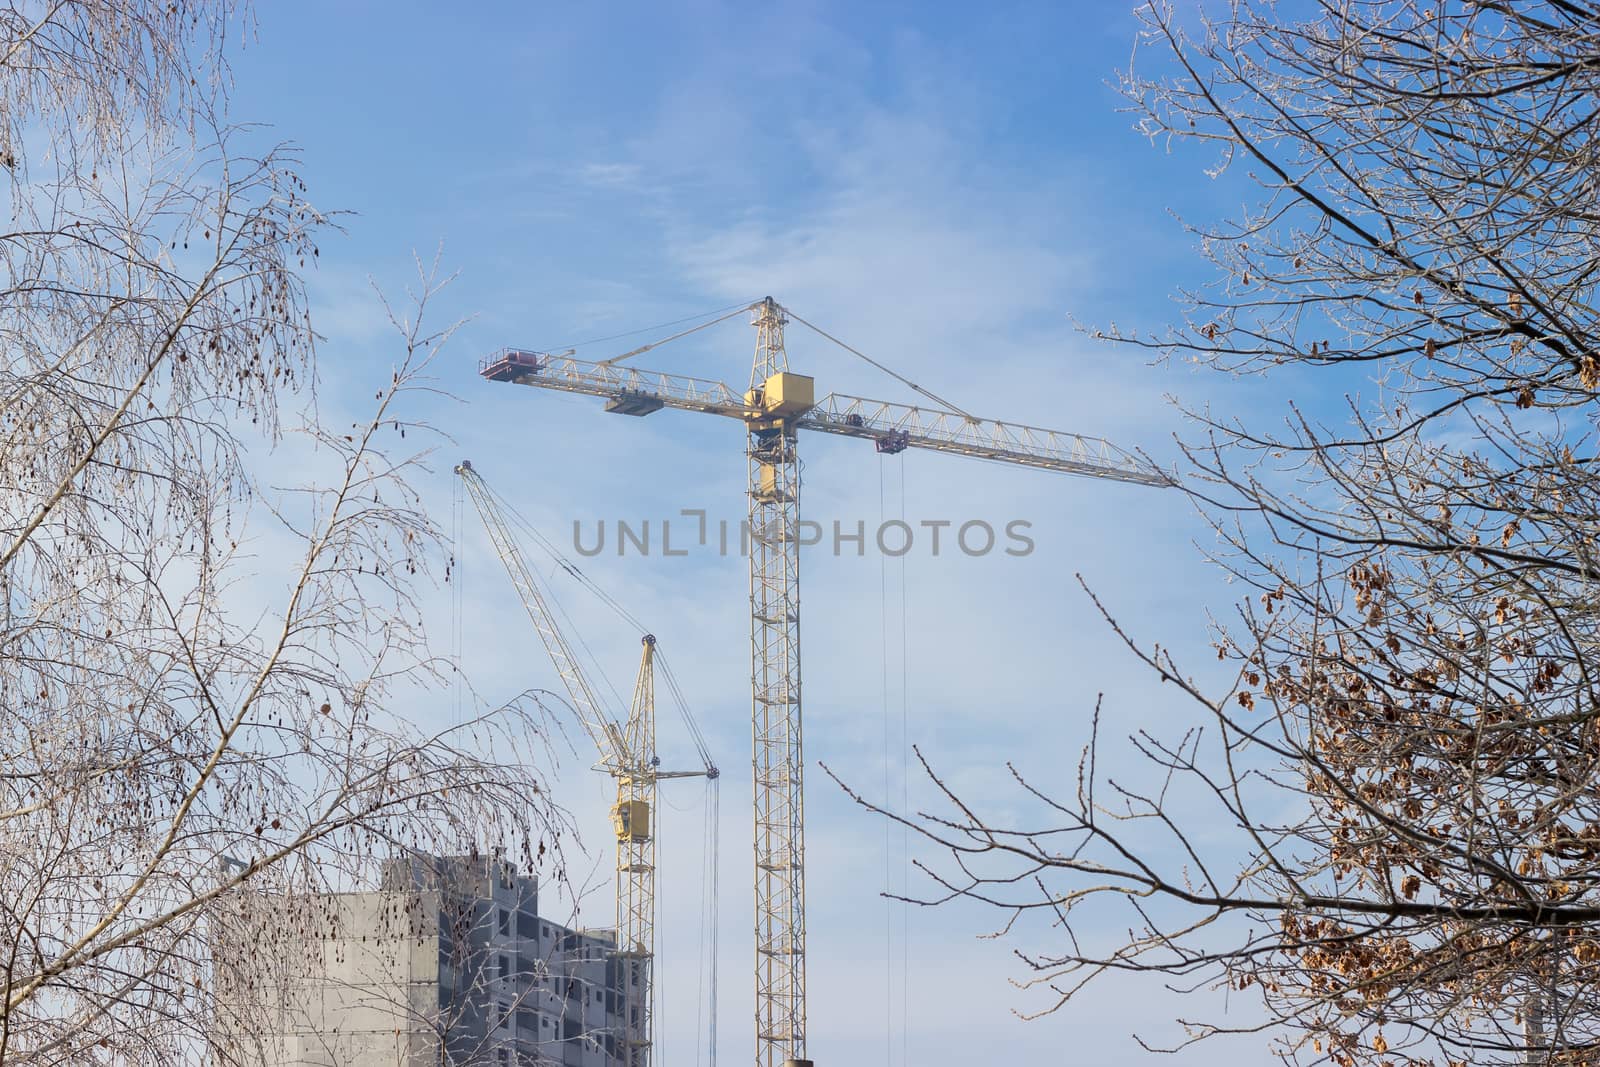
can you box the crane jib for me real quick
[479,348,1172,487]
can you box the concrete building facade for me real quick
[225,855,632,1067]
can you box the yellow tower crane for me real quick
[479,298,1172,1067]
[455,460,719,1067]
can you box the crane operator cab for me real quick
[612,797,650,842]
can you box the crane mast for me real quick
[478,299,1171,1067]
[616,635,658,1067]
[745,299,808,1064]
[456,461,713,1067]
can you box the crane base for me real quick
[782,1061,814,1067]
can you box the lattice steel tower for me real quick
[745,298,809,1065]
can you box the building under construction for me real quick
[223,854,631,1067]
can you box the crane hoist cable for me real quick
[451,471,465,730]
[532,300,758,358]
[657,653,715,773]
[598,304,755,367]
[656,642,721,1067]
[476,481,642,713]
[482,478,655,637]
[783,305,974,420]
[876,453,914,1067]
[877,457,893,1067]
[478,482,721,782]
[545,296,978,421]
[896,457,910,1067]
[697,770,721,1067]
[471,477,720,783]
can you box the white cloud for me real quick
[235,6,1280,1062]
[575,162,643,189]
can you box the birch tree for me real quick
[0,4,560,1063]
[853,4,1600,1065]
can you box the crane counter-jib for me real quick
[482,348,753,420]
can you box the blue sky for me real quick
[230,3,1278,1064]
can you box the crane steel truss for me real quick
[479,298,1171,1067]
[480,350,1169,487]
[616,637,659,1067]
[745,300,808,1059]
[457,462,712,1067]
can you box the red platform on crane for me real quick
[480,349,542,382]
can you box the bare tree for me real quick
[0,4,561,1064]
[840,4,1600,1066]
